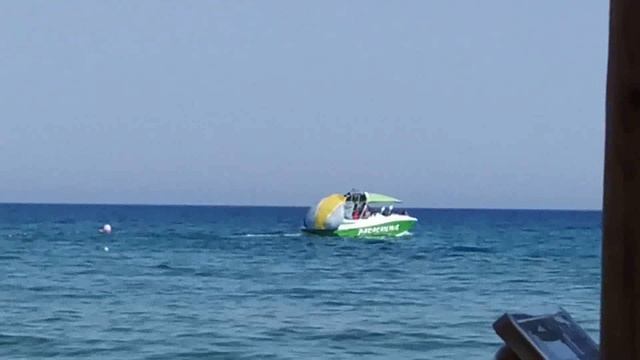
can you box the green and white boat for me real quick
[302,190,417,238]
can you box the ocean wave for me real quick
[450,245,494,253]
[0,333,53,346]
[145,350,247,360]
[154,263,196,275]
[230,231,302,238]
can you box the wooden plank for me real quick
[601,0,640,358]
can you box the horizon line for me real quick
[0,201,602,212]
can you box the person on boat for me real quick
[344,199,354,220]
[353,206,360,220]
[361,204,370,219]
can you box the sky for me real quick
[0,1,609,209]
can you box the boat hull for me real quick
[303,214,417,238]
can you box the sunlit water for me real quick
[0,204,601,359]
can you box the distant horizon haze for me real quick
[0,200,603,212]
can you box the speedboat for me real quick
[302,190,417,238]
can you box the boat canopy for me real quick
[344,190,403,204]
[364,192,402,204]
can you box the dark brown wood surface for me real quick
[601,0,640,358]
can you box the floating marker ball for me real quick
[304,194,346,230]
[101,224,112,234]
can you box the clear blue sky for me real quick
[0,1,608,209]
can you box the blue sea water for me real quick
[0,204,601,359]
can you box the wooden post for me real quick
[601,0,640,358]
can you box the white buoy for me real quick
[100,224,112,234]
[104,246,109,252]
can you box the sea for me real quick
[0,204,601,359]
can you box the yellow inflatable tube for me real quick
[313,194,346,229]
